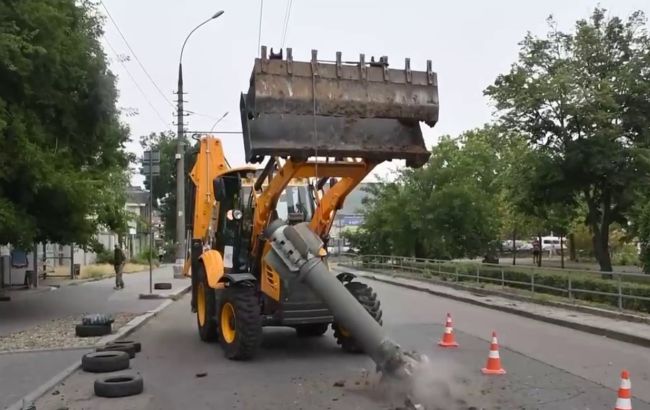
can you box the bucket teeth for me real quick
[240,48,438,166]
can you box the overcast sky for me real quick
[99,0,648,185]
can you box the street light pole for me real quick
[174,11,225,273]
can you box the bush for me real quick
[130,249,158,265]
[612,243,639,267]
[96,249,114,264]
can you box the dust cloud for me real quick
[357,353,492,410]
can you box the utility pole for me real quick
[175,64,185,272]
[174,10,224,277]
[149,157,154,294]
[142,150,160,293]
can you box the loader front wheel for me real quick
[333,281,383,353]
[218,287,262,360]
[196,265,218,342]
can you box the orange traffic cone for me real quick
[481,331,506,375]
[615,370,632,410]
[438,313,459,348]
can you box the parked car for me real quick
[519,242,534,251]
[539,236,566,251]
[501,240,533,251]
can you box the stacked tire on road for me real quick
[75,314,114,338]
[94,374,144,398]
[81,340,144,398]
[96,340,140,359]
[82,351,130,373]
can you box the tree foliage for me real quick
[485,8,650,271]
[351,126,511,259]
[0,0,131,248]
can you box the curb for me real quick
[357,272,650,349]
[6,296,178,410]
[138,284,191,301]
[0,345,93,356]
[42,265,167,288]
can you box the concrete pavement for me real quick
[36,278,650,409]
[0,266,190,410]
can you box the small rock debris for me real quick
[333,380,345,387]
[195,372,207,378]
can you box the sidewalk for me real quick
[0,265,188,336]
[0,265,190,410]
[336,266,650,347]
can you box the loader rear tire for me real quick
[333,281,383,353]
[295,323,329,337]
[196,264,218,342]
[218,287,262,360]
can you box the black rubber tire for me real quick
[218,287,262,360]
[82,314,114,326]
[97,343,136,359]
[196,264,218,342]
[295,323,329,337]
[75,323,111,338]
[333,281,383,353]
[82,351,130,373]
[154,282,172,290]
[111,340,141,353]
[94,373,143,398]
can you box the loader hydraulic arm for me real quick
[250,158,376,257]
[189,137,229,243]
[250,158,305,257]
[308,161,376,239]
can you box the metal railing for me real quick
[334,254,650,313]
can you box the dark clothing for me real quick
[114,248,126,266]
[114,248,126,289]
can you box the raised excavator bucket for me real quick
[240,47,438,167]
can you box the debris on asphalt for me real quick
[196,372,207,378]
[333,380,345,387]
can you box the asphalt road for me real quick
[37,278,650,410]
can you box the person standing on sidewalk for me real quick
[113,244,126,289]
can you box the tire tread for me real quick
[332,281,383,353]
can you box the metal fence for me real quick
[335,254,650,313]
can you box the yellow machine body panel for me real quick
[199,249,225,289]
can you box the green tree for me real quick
[0,0,131,249]
[485,8,650,271]
[351,126,506,259]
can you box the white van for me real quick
[539,236,566,252]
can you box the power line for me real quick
[185,110,219,120]
[104,37,170,128]
[257,0,264,56]
[99,0,175,109]
[280,0,293,49]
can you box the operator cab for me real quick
[212,169,317,274]
[212,169,253,273]
[275,183,315,225]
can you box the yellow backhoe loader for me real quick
[185,47,439,368]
